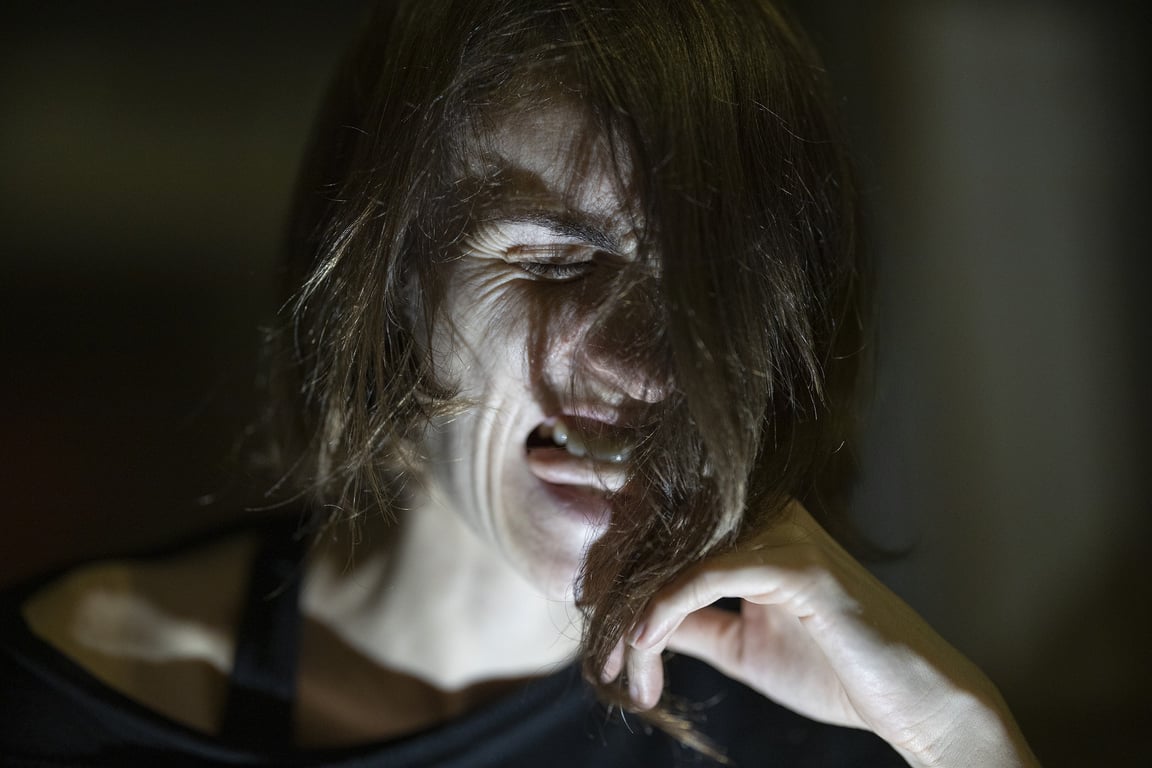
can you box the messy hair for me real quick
[273,0,867,756]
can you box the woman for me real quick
[1,0,1039,765]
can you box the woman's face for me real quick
[420,104,664,600]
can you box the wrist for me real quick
[903,686,1040,768]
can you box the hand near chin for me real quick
[600,501,1040,768]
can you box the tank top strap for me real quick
[219,514,310,751]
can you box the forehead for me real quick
[471,102,639,238]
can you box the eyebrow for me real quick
[500,211,622,255]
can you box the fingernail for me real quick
[626,621,646,647]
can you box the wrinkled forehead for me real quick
[466,101,643,247]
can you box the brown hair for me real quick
[272,0,868,756]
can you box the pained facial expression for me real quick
[419,104,665,600]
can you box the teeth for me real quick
[549,417,632,464]
[565,431,587,457]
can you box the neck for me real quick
[301,491,583,693]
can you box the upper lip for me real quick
[554,404,636,429]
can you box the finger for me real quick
[625,645,664,711]
[600,638,625,683]
[665,604,822,683]
[663,605,742,666]
[630,557,798,652]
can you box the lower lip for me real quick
[537,481,612,529]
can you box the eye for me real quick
[506,244,598,282]
[515,260,596,281]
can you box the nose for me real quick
[573,277,671,405]
[577,308,670,405]
[579,347,669,404]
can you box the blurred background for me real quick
[1,1,1148,764]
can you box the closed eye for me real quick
[506,242,600,282]
[516,260,596,281]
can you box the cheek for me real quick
[434,261,598,400]
[429,268,531,393]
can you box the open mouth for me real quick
[526,416,635,465]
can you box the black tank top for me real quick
[0,517,905,766]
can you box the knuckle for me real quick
[687,569,722,607]
[787,540,831,575]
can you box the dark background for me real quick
[2,1,1148,764]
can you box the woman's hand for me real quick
[600,500,1039,768]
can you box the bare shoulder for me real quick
[21,527,262,733]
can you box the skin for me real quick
[298,100,664,737]
[413,103,1040,765]
[418,102,660,601]
[603,500,1041,767]
[24,103,1040,762]
[20,102,652,745]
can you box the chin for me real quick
[501,476,610,601]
